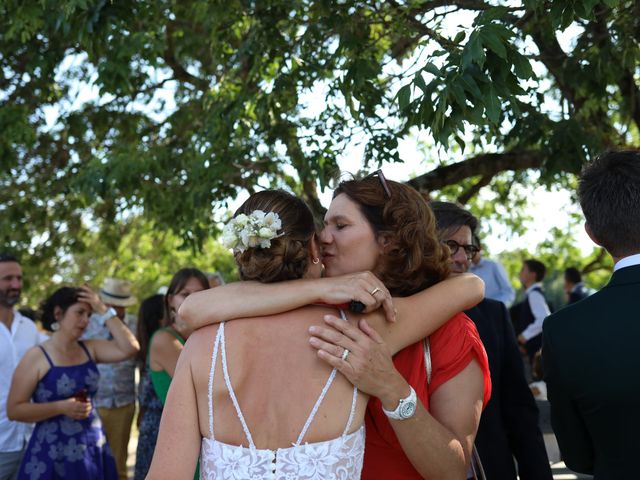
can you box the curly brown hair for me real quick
[334,175,450,296]
[233,190,317,283]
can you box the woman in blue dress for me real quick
[7,286,140,480]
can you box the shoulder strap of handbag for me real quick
[423,338,486,480]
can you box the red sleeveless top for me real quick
[361,312,491,479]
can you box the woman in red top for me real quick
[183,174,491,479]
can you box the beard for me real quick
[0,289,21,308]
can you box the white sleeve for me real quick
[521,290,550,340]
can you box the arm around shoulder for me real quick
[387,273,484,351]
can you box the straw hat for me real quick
[99,277,137,307]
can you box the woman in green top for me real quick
[149,268,209,479]
[149,268,209,403]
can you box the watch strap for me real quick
[382,385,417,420]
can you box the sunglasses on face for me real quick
[443,240,480,260]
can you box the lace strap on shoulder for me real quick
[220,322,256,449]
[208,324,224,439]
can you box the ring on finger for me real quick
[341,348,350,361]
[370,287,381,296]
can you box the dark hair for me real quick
[578,150,640,257]
[0,252,19,263]
[232,190,317,283]
[334,176,450,296]
[164,268,209,325]
[41,287,82,331]
[429,201,479,239]
[524,259,546,282]
[136,294,165,365]
[472,233,482,249]
[564,267,582,284]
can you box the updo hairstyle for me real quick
[233,190,316,283]
[40,286,82,331]
[334,176,450,296]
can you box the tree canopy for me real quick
[2,0,637,299]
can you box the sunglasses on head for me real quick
[364,169,391,199]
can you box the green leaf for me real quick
[413,72,428,93]
[480,29,508,60]
[397,84,412,111]
[485,84,501,124]
[459,73,483,99]
[512,52,534,79]
[424,62,443,78]
[449,81,468,109]
[453,31,466,43]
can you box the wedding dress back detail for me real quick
[200,311,365,479]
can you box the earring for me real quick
[51,322,60,332]
[312,257,320,265]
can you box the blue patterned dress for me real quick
[133,368,163,480]
[17,343,117,480]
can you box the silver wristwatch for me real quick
[382,386,417,420]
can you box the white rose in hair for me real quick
[234,213,249,227]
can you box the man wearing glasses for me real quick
[430,202,552,480]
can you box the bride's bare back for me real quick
[187,304,369,449]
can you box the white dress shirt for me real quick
[0,311,48,452]
[520,283,551,341]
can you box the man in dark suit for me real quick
[431,202,552,480]
[543,150,640,479]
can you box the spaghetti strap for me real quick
[78,341,93,362]
[219,322,256,449]
[38,345,54,367]
[297,309,357,445]
[207,325,223,438]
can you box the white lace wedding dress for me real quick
[200,319,365,480]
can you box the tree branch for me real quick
[163,22,209,91]
[582,248,609,275]
[457,174,493,204]
[408,151,544,192]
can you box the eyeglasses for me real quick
[364,169,391,199]
[443,240,480,260]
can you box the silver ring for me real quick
[370,287,381,296]
[341,348,350,361]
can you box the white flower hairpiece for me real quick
[221,210,283,253]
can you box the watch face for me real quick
[400,400,417,419]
